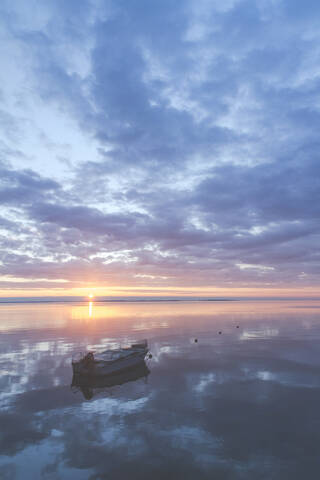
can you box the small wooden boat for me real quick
[71,340,149,376]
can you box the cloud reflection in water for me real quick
[1,301,320,478]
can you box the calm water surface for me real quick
[1,300,320,479]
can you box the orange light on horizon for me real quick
[88,293,94,299]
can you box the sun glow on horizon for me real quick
[0,285,320,299]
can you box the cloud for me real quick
[0,0,319,291]
[0,164,60,205]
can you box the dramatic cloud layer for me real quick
[0,0,319,293]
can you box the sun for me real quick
[88,293,94,299]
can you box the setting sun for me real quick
[1,0,320,477]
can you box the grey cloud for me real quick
[0,0,320,290]
[0,164,60,205]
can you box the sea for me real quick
[1,297,320,479]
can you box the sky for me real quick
[0,0,319,297]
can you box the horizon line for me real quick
[0,295,320,304]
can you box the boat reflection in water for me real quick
[71,360,150,400]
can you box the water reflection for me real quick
[1,300,320,479]
[71,361,150,400]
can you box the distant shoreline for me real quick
[0,296,319,304]
[0,296,235,304]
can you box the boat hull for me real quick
[72,361,150,389]
[72,350,147,376]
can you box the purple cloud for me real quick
[0,0,319,291]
